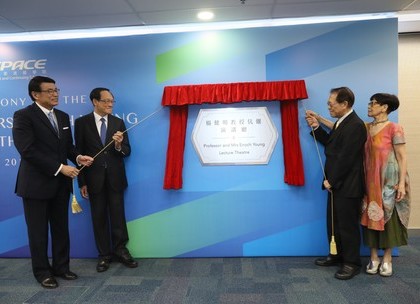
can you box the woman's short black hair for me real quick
[370,93,400,114]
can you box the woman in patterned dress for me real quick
[361,93,410,277]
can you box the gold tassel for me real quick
[330,236,337,255]
[71,178,82,214]
[71,194,82,214]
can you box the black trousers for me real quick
[326,193,362,266]
[89,171,129,259]
[23,190,70,282]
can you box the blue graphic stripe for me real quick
[266,19,397,80]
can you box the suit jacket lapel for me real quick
[107,115,120,146]
[32,103,59,137]
[55,111,66,138]
[328,112,353,143]
[87,112,103,146]
[338,112,355,130]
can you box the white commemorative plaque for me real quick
[191,107,278,165]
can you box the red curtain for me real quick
[163,106,188,190]
[162,81,308,106]
[280,100,305,186]
[162,80,308,190]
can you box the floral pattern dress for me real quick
[361,122,410,231]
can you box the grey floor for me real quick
[1,230,419,304]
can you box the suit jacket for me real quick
[313,111,367,198]
[13,103,79,199]
[74,112,130,194]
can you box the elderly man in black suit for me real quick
[74,87,137,273]
[13,76,93,289]
[306,87,367,280]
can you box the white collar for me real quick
[93,112,107,123]
[35,102,54,116]
[336,109,353,127]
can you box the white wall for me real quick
[399,33,420,228]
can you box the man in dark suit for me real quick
[13,76,93,289]
[74,87,137,272]
[306,87,367,280]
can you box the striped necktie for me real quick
[48,111,59,135]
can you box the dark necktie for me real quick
[100,117,107,145]
[48,111,59,135]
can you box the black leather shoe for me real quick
[315,255,342,266]
[335,264,361,280]
[118,253,138,268]
[58,271,78,280]
[41,276,58,289]
[96,258,111,272]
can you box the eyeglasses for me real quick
[368,101,381,107]
[327,102,339,107]
[98,99,116,104]
[39,88,60,95]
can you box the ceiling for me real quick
[1,0,420,36]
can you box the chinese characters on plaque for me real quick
[191,107,278,165]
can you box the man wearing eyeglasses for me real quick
[74,87,137,273]
[305,87,367,280]
[12,76,93,289]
